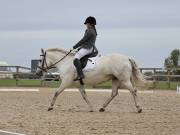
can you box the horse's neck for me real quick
[47,51,73,68]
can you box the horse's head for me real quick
[36,48,73,77]
[36,48,52,77]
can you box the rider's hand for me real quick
[73,45,77,49]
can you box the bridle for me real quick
[38,49,73,72]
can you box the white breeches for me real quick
[74,47,93,59]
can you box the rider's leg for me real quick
[74,47,93,59]
[73,48,93,81]
[73,58,84,81]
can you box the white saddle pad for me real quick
[83,56,99,72]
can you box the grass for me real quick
[0,79,179,90]
[0,79,17,86]
[96,81,180,90]
[151,81,180,90]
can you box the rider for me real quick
[73,16,98,81]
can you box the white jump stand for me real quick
[177,85,180,94]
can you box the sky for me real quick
[0,0,180,68]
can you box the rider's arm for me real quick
[73,29,93,49]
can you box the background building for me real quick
[0,61,13,79]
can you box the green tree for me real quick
[164,49,180,69]
[170,49,180,67]
[164,57,173,69]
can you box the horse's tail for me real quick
[129,58,147,86]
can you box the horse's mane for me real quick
[47,48,74,56]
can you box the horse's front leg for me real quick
[48,77,72,111]
[78,85,94,112]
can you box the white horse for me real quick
[36,48,147,113]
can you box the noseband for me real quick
[38,49,73,72]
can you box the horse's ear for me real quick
[41,48,44,54]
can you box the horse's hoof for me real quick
[138,108,142,113]
[48,107,53,111]
[99,108,105,112]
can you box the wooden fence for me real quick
[139,68,180,88]
[0,66,59,86]
[0,66,39,86]
[0,66,179,88]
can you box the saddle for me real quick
[80,48,98,69]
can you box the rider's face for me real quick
[85,23,91,29]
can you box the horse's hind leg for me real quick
[99,79,119,112]
[123,80,142,113]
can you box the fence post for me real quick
[15,66,19,86]
[153,69,156,88]
[167,69,170,88]
[16,66,19,73]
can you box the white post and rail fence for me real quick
[0,65,60,87]
[0,66,179,89]
[140,68,180,90]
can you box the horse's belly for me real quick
[83,73,112,85]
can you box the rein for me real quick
[38,49,73,72]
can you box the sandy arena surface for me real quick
[0,88,180,135]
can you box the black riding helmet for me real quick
[84,16,96,25]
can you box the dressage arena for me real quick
[0,88,180,135]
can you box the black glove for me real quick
[73,45,77,49]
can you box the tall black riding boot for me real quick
[73,58,85,81]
